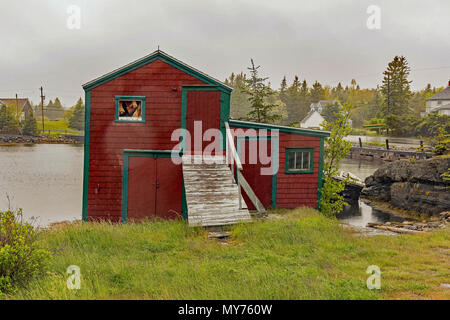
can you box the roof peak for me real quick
[82,50,232,91]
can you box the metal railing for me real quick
[225,122,266,215]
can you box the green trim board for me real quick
[114,96,146,123]
[236,135,279,209]
[121,149,185,223]
[284,148,315,174]
[180,85,230,152]
[83,50,232,93]
[82,90,91,221]
[229,119,330,138]
[317,137,325,210]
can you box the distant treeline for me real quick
[225,55,448,137]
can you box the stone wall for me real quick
[361,157,450,215]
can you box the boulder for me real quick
[362,157,450,216]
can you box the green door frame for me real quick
[121,149,186,223]
[235,135,279,209]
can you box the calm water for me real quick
[0,144,83,226]
[0,144,391,227]
[338,158,394,227]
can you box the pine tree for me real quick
[0,104,19,134]
[242,59,281,124]
[381,56,412,134]
[23,110,39,136]
[227,72,252,119]
[310,81,324,103]
[279,76,288,102]
[68,98,85,130]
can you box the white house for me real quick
[425,80,450,116]
[300,99,343,129]
[300,110,325,129]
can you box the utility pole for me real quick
[386,74,390,135]
[40,86,45,133]
[15,93,19,122]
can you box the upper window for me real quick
[285,148,314,173]
[115,96,145,122]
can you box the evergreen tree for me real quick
[321,101,341,123]
[284,76,302,124]
[0,104,19,134]
[310,81,324,102]
[381,56,412,134]
[279,76,288,102]
[242,59,281,124]
[227,72,251,120]
[23,110,39,136]
[68,98,85,130]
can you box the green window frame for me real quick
[115,96,146,123]
[285,148,314,174]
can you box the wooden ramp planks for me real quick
[182,155,251,227]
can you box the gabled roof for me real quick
[229,119,330,138]
[0,98,32,111]
[82,50,233,92]
[427,86,450,101]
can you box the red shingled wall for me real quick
[87,59,206,221]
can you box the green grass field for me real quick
[37,119,82,133]
[6,208,449,300]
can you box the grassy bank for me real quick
[6,208,449,300]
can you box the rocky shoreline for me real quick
[0,134,80,145]
[361,157,450,216]
[366,211,449,234]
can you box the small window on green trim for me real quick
[115,96,145,122]
[286,148,314,173]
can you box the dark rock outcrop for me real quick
[362,157,450,215]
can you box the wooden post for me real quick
[39,87,45,133]
[385,139,389,150]
[359,137,362,148]
[238,184,242,210]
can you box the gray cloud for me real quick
[0,0,449,107]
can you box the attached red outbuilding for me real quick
[82,50,329,226]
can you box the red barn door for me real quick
[237,138,274,210]
[127,156,182,221]
[186,90,221,155]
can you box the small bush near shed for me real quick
[0,209,51,293]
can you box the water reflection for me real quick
[0,144,83,226]
[338,199,400,227]
[338,158,400,226]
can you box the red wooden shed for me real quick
[82,50,329,226]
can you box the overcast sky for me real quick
[0,0,449,107]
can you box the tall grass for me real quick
[6,208,449,300]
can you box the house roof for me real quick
[229,119,330,138]
[0,98,31,111]
[82,50,233,92]
[300,109,325,125]
[310,99,341,112]
[427,86,450,101]
[430,102,450,112]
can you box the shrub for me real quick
[22,111,39,136]
[0,209,51,293]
